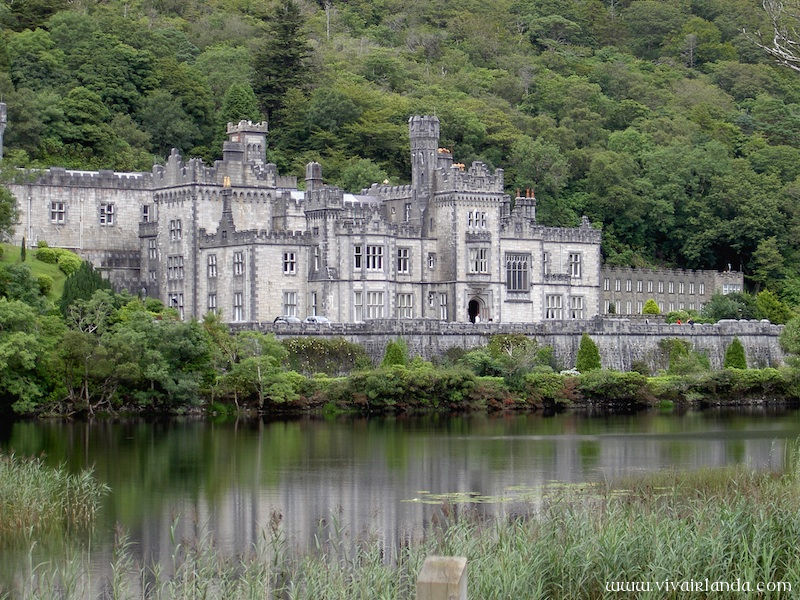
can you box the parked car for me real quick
[274,315,302,324]
[303,315,332,325]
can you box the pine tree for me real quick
[642,299,660,314]
[723,337,747,369]
[382,338,409,367]
[576,333,601,372]
[252,0,311,120]
[59,260,112,315]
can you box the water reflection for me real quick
[2,409,799,585]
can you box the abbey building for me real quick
[8,115,602,323]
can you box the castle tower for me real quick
[225,120,268,165]
[409,115,440,229]
[0,103,7,160]
[305,161,322,193]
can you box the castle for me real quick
[3,112,741,323]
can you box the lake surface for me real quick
[2,408,800,587]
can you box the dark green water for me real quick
[2,408,800,586]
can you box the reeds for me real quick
[15,461,800,599]
[0,453,109,542]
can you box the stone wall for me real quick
[232,318,786,372]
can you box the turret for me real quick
[409,115,440,234]
[0,103,6,160]
[305,161,323,193]
[225,120,268,165]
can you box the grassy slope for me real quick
[0,243,67,299]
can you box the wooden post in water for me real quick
[416,555,467,600]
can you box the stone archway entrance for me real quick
[467,297,486,323]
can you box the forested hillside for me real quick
[2,0,800,302]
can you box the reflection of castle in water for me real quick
[124,414,791,569]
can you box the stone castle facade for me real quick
[5,114,741,323]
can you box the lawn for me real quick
[1,242,68,300]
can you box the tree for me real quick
[755,290,794,324]
[746,0,800,73]
[723,337,747,369]
[59,261,112,315]
[252,0,311,119]
[575,333,601,372]
[0,187,18,241]
[779,316,800,366]
[642,299,660,314]
[382,338,409,367]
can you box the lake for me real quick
[1,408,799,589]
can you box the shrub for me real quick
[35,247,58,263]
[283,337,371,375]
[659,338,710,375]
[35,274,53,296]
[20,237,26,262]
[57,252,82,276]
[577,370,649,404]
[575,333,601,372]
[642,299,660,314]
[630,360,651,376]
[382,338,409,367]
[723,337,747,369]
[0,246,3,259]
[36,240,49,248]
[524,371,569,406]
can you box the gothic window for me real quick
[397,247,410,274]
[699,283,705,295]
[689,282,695,295]
[669,281,674,294]
[615,279,621,292]
[353,291,363,321]
[233,251,244,276]
[99,203,115,225]
[505,253,529,291]
[626,279,632,292]
[233,292,243,321]
[439,293,447,320]
[310,291,318,316]
[366,245,383,270]
[313,246,320,272]
[658,281,664,293]
[142,205,151,223]
[50,202,66,224]
[569,253,582,278]
[169,293,184,320]
[469,248,488,273]
[603,277,610,291]
[648,280,653,293]
[543,252,550,276]
[637,301,643,314]
[545,295,563,319]
[678,282,685,294]
[428,253,436,269]
[283,291,297,317]
[626,301,632,314]
[283,251,296,274]
[366,291,384,318]
[149,270,156,282]
[354,245,362,269]
[167,255,184,280]
[208,293,217,314]
[169,219,182,241]
[207,254,217,278]
[148,239,157,260]
[570,296,584,319]
[404,203,411,222]
[637,280,643,293]
[397,293,413,318]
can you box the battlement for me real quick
[601,265,743,280]
[362,183,413,200]
[306,186,345,210]
[198,227,313,248]
[29,166,152,189]
[226,120,269,135]
[436,161,504,193]
[408,115,440,139]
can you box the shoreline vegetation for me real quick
[6,457,800,599]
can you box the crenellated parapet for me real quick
[26,167,152,190]
[198,227,313,248]
[362,183,414,200]
[435,161,504,193]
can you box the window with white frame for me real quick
[313,246,320,272]
[569,253,581,278]
[99,203,115,225]
[722,283,742,294]
[615,279,621,292]
[404,203,411,222]
[603,277,610,291]
[545,295,563,319]
[637,280,643,293]
[439,293,447,320]
[353,291,363,321]
[699,282,705,295]
[637,300,643,313]
[626,279,631,292]
[689,282,695,295]
[428,253,436,269]
[397,247,410,274]
[397,293,413,318]
[604,300,611,313]
[169,293,184,320]
[148,239,157,260]
[366,245,383,270]
[283,291,297,317]
[366,291,384,318]
[169,219,182,241]
[167,255,184,280]
[669,302,675,312]
[354,245,363,269]
[468,211,486,228]
[310,291,318,316]
[648,280,653,293]
[233,292,243,321]
[207,254,217,278]
[570,296,584,319]
[50,202,66,223]
[142,205,151,223]
[678,282,684,294]
[208,293,217,314]
[149,270,156,282]
[689,303,695,310]
[658,281,664,293]
[626,301,632,314]
[469,247,488,273]
[233,251,244,276]
[283,251,296,274]
[669,281,674,293]
[505,253,530,291]
[543,252,550,275]
[679,302,685,310]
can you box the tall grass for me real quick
[0,453,109,542]
[16,462,800,599]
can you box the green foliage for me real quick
[755,290,794,324]
[282,337,370,375]
[35,247,57,263]
[20,237,25,262]
[642,299,660,315]
[524,371,569,406]
[723,337,747,369]
[56,251,81,276]
[780,317,800,367]
[575,333,601,372]
[659,338,711,375]
[702,292,757,322]
[59,260,111,315]
[0,187,17,240]
[35,273,53,296]
[577,370,649,405]
[381,338,408,367]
